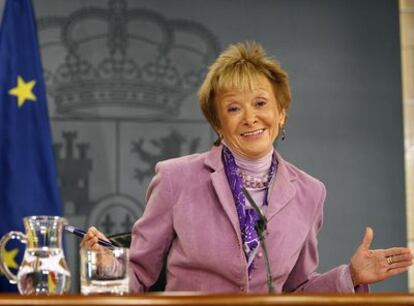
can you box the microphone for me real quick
[242,187,275,293]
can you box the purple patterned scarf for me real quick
[222,145,276,273]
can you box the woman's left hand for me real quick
[350,227,413,286]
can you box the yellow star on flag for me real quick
[0,248,19,275]
[8,75,37,108]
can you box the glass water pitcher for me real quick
[0,216,71,294]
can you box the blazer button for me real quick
[258,252,263,258]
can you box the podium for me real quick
[1,293,414,305]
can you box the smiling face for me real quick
[216,75,286,159]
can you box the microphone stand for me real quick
[242,187,275,293]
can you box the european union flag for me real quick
[0,0,62,292]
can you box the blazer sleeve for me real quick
[282,182,369,293]
[129,161,175,292]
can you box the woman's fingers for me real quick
[80,235,97,249]
[359,227,374,250]
[388,252,414,263]
[386,266,410,278]
[383,247,412,257]
[80,226,107,250]
[381,248,413,268]
[382,252,413,271]
[388,260,413,270]
[87,226,110,242]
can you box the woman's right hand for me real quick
[80,226,110,251]
[80,227,118,276]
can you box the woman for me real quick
[82,41,413,292]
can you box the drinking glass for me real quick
[80,247,129,295]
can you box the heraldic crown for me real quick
[37,0,220,118]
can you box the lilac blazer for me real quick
[129,145,367,293]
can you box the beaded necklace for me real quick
[239,171,270,189]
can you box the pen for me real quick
[64,225,114,249]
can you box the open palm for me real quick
[350,227,413,286]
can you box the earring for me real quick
[281,127,286,141]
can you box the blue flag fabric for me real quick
[0,0,62,292]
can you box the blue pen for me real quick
[64,225,114,249]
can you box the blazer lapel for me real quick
[266,152,296,222]
[205,145,242,243]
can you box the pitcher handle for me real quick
[0,231,27,284]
